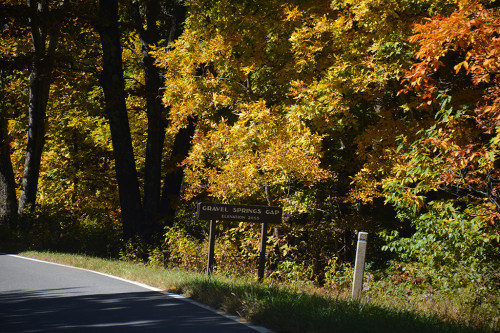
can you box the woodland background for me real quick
[0,0,499,324]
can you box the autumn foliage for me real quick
[0,2,498,320]
[396,1,500,223]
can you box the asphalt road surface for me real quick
[0,253,267,332]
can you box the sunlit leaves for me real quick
[182,101,330,203]
[401,1,500,105]
[153,0,332,208]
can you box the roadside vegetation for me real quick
[8,250,495,333]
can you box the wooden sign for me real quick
[197,202,282,224]
[197,202,283,281]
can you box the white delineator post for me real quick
[352,232,368,300]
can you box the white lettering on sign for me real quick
[203,205,229,212]
[266,209,280,215]
[232,207,262,214]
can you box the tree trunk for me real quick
[130,0,165,233]
[18,0,64,215]
[97,0,143,240]
[160,117,196,227]
[131,0,186,235]
[0,117,18,225]
[157,1,190,229]
[18,62,49,215]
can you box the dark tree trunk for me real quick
[166,0,186,45]
[18,61,49,215]
[160,117,196,227]
[158,1,190,229]
[130,0,165,233]
[97,0,143,240]
[18,0,65,215]
[130,0,187,235]
[0,117,18,225]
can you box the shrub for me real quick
[324,257,354,291]
[163,226,206,271]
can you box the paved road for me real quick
[0,253,265,332]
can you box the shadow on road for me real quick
[0,289,254,332]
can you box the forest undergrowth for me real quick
[2,216,498,333]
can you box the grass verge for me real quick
[15,251,495,333]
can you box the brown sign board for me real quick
[197,202,282,224]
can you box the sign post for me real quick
[258,222,268,281]
[206,220,217,275]
[197,202,282,279]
